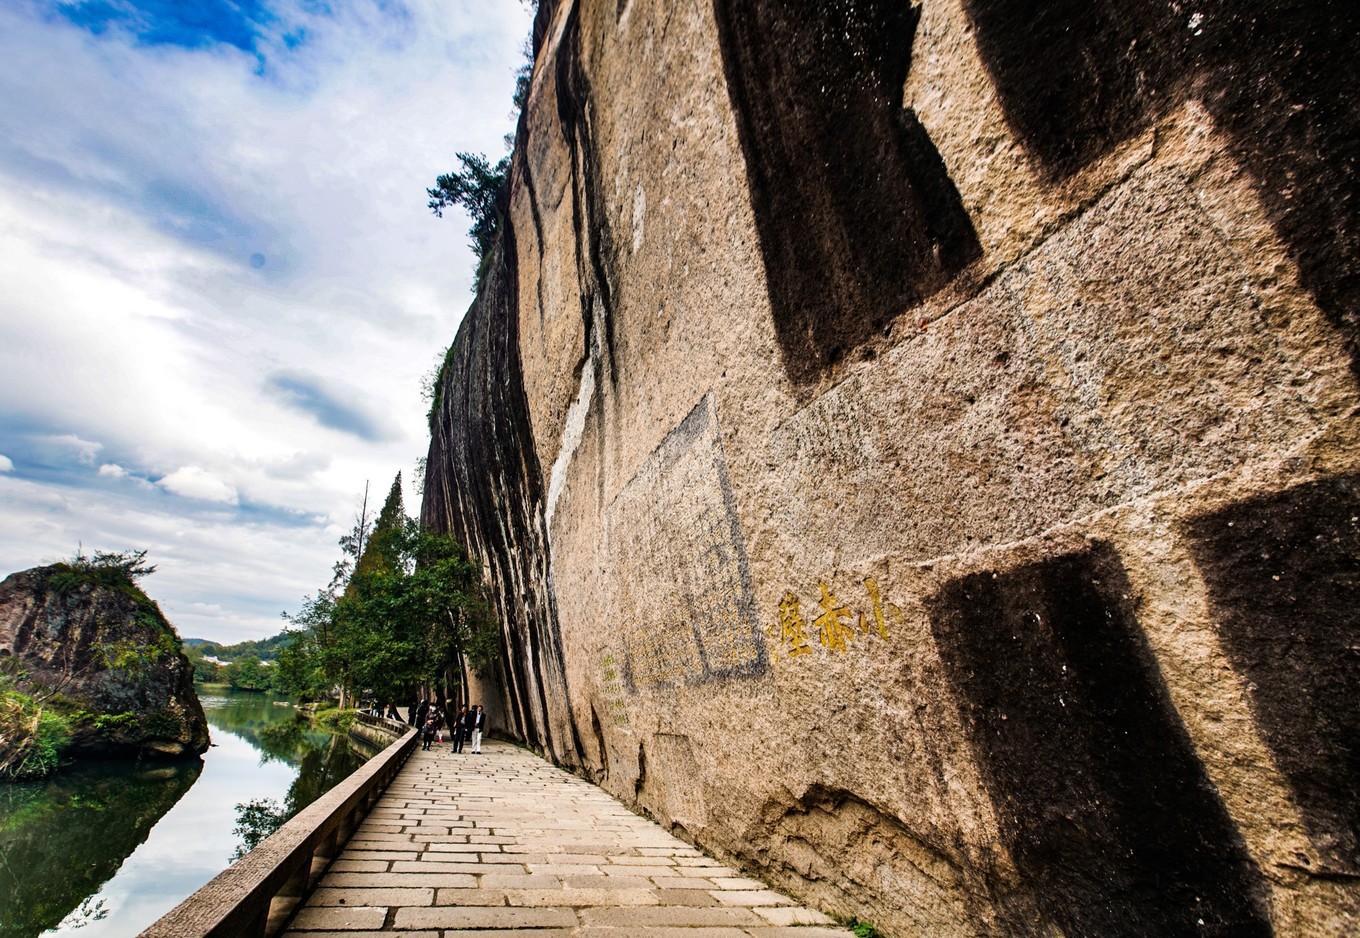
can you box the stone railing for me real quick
[141,719,417,938]
[350,711,409,751]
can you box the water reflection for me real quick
[0,690,367,938]
[0,761,200,938]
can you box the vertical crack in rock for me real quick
[712,0,982,384]
[557,4,621,391]
[965,0,1360,376]
[929,544,1273,937]
[1184,475,1360,875]
[520,153,549,324]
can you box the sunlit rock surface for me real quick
[423,1,1360,934]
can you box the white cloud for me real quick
[157,466,240,504]
[42,433,103,465]
[0,455,11,472]
[0,1,533,641]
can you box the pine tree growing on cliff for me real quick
[426,152,509,264]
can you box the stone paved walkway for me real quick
[283,739,853,938]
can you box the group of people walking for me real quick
[413,698,486,754]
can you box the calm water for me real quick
[0,689,367,938]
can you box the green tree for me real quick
[222,655,269,692]
[186,647,219,683]
[427,152,510,263]
[353,473,405,581]
[279,482,497,710]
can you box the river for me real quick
[0,689,369,938]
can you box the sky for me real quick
[0,0,535,643]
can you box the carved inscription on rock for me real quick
[609,395,766,691]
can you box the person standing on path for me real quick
[470,704,486,753]
[451,705,468,753]
[420,715,437,751]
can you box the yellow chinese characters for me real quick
[772,592,813,656]
[769,577,901,659]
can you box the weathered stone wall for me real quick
[423,1,1359,934]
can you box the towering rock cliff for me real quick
[423,1,1359,934]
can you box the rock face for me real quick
[423,1,1359,934]
[0,567,210,759]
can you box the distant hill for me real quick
[184,631,292,663]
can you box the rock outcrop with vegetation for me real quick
[423,1,1359,934]
[0,554,209,775]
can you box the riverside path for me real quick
[282,739,855,938]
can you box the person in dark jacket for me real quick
[420,716,437,751]
[451,705,469,753]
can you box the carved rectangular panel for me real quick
[608,394,765,691]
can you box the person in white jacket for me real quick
[470,705,486,753]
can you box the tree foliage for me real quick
[426,152,510,263]
[279,477,497,709]
[47,548,155,595]
[222,655,270,692]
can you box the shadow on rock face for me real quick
[929,543,1273,937]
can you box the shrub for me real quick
[0,691,72,779]
[313,707,357,732]
[47,549,155,595]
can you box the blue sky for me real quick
[0,0,534,641]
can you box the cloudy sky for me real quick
[0,0,534,642]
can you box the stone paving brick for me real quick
[391,861,490,874]
[393,906,577,929]
[287,742,851,936]
[426,932,576,937]
[609,854,677,865]
[653,888,722,907]
[309,887,433,907]
[336,850,420,862]
[283,932,437,938]
[477,873,562,889]
[710,889,795,907]
[322,872,476,889]
[601,864,674,877]
[328,860,391,873]
[650,875,717,889]
[752,906,837,926]
[503,887,660,907]
[344,837,414,849]
[577,906,767,928]
[560,874,654,890]
[574,929,748,938]
[431,888,512,906]
[286,906,387,930]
